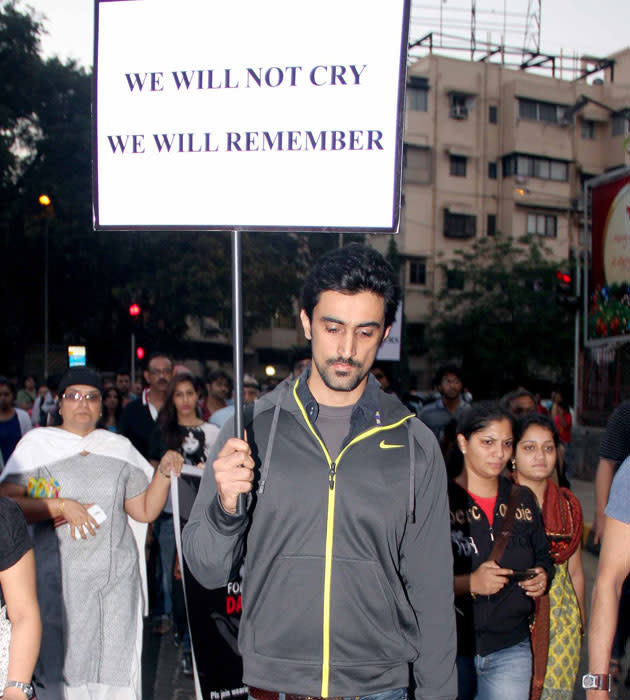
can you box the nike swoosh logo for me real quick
[379,440,404,449]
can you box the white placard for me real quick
[376,301,402,361]
[93,0,409,232]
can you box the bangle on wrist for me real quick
[59,499,65,515]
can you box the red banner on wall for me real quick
[588,169,630,343]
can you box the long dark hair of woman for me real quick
[99,386,123,428]
[158,373,200,451]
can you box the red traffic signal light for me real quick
[556,270,571,286]
[136,346,145,360]
[129,303,141,317]
[555,269,579,311]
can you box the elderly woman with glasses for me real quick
[0,367,183,700]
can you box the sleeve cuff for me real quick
[206,493,248,534]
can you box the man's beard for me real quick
[313,356,368,393]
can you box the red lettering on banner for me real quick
[226,594,242,615]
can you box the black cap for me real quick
[58,368,104,396]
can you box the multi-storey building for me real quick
[177,47,630,387]
[371,47,630,387]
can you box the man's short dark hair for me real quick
[116,369,131,378]
[300,243,400,329]
[144,352,173,371]
[435,363,464,386]
[206,369,233,390]
[500,388,536,412]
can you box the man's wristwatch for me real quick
[2,682,34,699]
[582,673,613,692]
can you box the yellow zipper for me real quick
[292,381,414,697]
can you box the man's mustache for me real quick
[326,357,360,368]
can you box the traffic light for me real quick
[129,303,141,317]
[556,270,579,312]
[136,346,145,360]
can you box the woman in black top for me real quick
[0,497,41,700]
[449,402,553,700]
[149,373,219,672]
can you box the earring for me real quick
[510,458,516,472]
[461,449,466,455]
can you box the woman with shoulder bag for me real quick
[449,402,553,700]
[513,413,584,700]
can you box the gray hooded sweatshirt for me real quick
[183,373,456,700]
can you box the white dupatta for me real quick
[1,427,155,614]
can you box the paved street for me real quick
[143,621,195,700]
[142,479,626,700]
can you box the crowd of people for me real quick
[0,242,627,700]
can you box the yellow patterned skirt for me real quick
[540,562,582,700]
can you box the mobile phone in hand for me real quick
[87,504,107,525]
[509,568,537,582]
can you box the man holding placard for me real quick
[184,244,456,700]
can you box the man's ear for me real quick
[300,309,312,341]
[380,325,391,344]
[143,370,150,386]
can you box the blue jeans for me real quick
[472,638,532,700]
[152,512,175,618]
[249,687,407,700]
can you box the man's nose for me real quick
[338,330,357,359]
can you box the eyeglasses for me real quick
[148,367,172,376]
[62,391,101,403]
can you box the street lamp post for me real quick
[39,195,52,380]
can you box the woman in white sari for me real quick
[0,367,183,700]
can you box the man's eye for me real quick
[326,326,339,333]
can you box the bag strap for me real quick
[489,484,520,565]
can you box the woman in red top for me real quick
[551,393,572,486]
[551,393,572,444]
[449,402,552,700]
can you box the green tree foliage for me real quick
[0,2,43,195]
[428,232,574,398]
[113,231,304,349]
